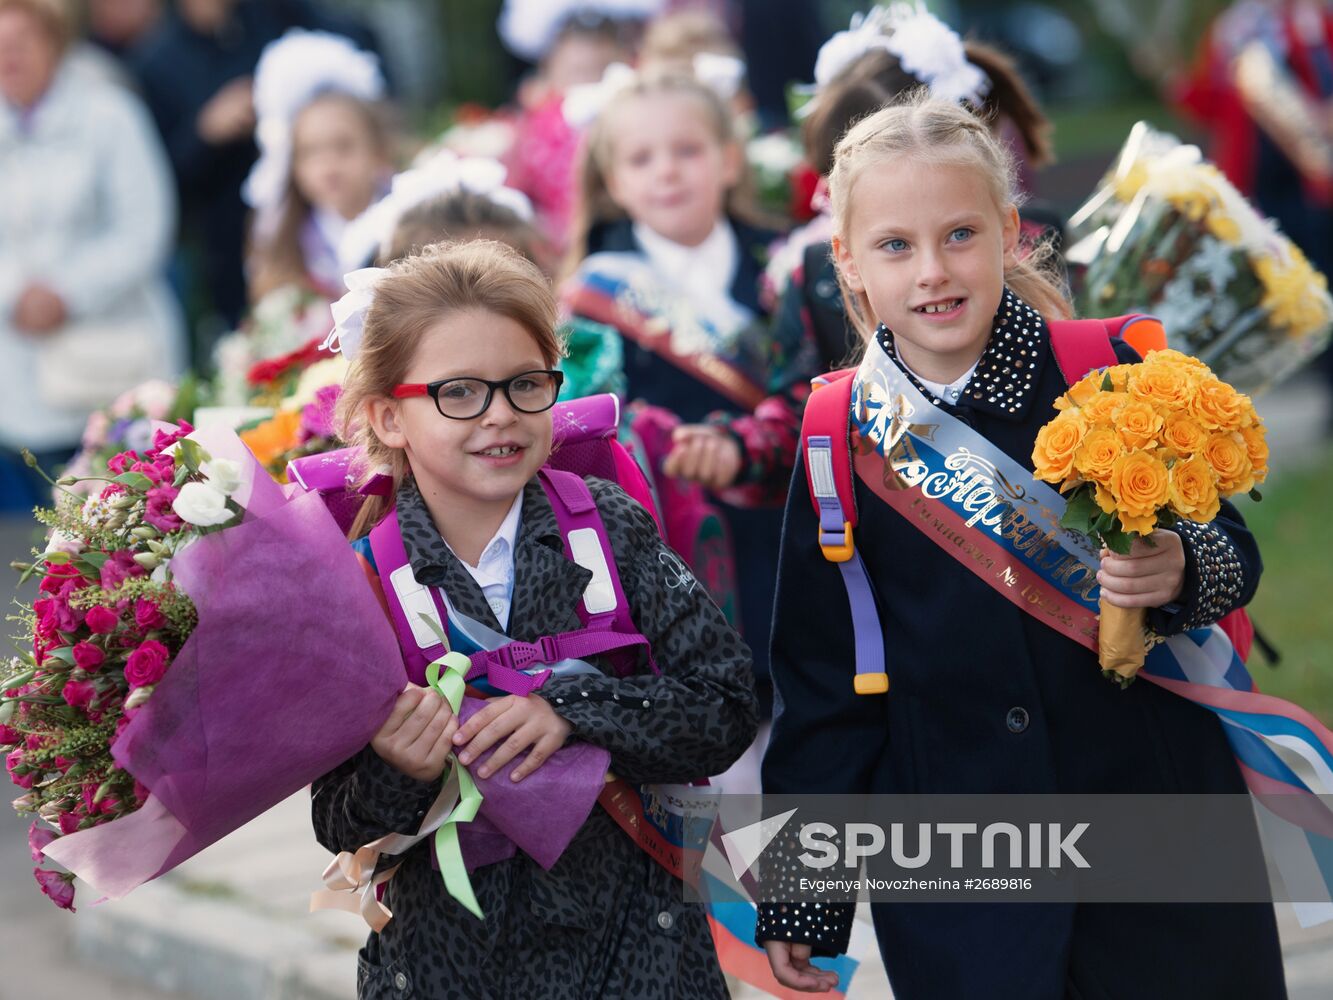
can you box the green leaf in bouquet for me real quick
[174,438,206,475]
[1101,372,1114,392]
[76,551,110,572]
[1100,525,1134,555]
[1249,488,1263,502]
[1060,486,1101,536]
[41,551,72,565]
[112,471,154,491]
[1092,511,1116,535]
[41,647,75,666]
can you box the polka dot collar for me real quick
[874,287,1049,421]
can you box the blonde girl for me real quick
[758,94,1283,1000]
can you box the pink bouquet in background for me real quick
[4,423,404,908]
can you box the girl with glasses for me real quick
[315,238,758,1000]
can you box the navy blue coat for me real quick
[759,299,1286,999]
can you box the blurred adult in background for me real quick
[0,0,182,511]
[86,0,162,59]
[130,0,382,346]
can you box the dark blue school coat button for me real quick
[1006,707,1030,733]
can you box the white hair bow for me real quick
[562,62,639,128]
[803,3,989,117]
[693,52,747,101]
[498,0,665,62]
[242,29,386,219]
[337,152,535,272]
[322,267,389,362]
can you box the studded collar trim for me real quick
[874,287,1050,421]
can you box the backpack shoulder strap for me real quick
[798,368,859,558]
[537,468,656,677]
[367,509,449,685]
[796,367,888,696]
[1046,318,1120,386]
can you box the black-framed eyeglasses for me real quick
[392,369,564,420]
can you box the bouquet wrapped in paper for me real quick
[1031,349,1268,683]
[5,423,607,912]
[1067,122,1333,395]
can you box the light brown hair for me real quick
[247,92,390,302]
[640,8,740,72]
[563,69,759,276]
[828,91,1070,342]
[803,41,1053,178]
[337,239,564,537]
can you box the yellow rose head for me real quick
[1168,454,1222,522]
[1105,364,1133,391]
[1032,409,1088,485]
[1081,390,1124,427]
[1129,363,1193,411]
[1116,398,1166,450]
[1093,481,1118,515]
[1145,348,1210,372]
[1239,424,1270,484]
[1204,431,1255,494]
[1060,371,1104,410]
[1161,411,1207,455]
[1189,376,1247,430]
[1110,450,1170,518]
[1118,509,1159,536]
[1074,426,1124,483]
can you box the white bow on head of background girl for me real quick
[336,151,536,273]
[561,52,748,128]
[242,29,387,226]
[321,266,389,363]
[804,2,990,116]
[498,0,665,62]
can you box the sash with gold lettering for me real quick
[561,252,768,411]
[850,345,1333,924]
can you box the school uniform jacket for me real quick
[757,290,1287,1000]
[574,217,787,689]
[313,476,759,1000]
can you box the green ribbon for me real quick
[424,650,485,920]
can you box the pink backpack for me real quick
[287,393,664,692]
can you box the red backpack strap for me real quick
[797,368,889,696]
[1047,314,1168,384]
[799,368,859,554]
[1046,318,1120,385]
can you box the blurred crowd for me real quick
[1,0,1330,523]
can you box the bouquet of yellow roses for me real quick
[1031,348,1268,680]
[1067,123,1332,396]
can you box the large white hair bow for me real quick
[337,152,535,273]
[498,0,664,62]
[805,3,989,114]
[242,29,387,218]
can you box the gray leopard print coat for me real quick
[312,476,760,999]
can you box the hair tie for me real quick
[323,267,390,362]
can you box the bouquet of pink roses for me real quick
[5,421,405,908]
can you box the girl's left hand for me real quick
[453,695,574,782]
[1097,530,1186,609]
[662,424,742,491]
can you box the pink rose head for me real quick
[82,410,110,448]
[28,822,56,862]
[71,641,105,672]
[0,724,20,746]
[124,639,170,688]
[84,605,120,635]
[151,420,193,455]
[106,451,136,476]
[98,549,145,591]
[61,679,97,711]
[34,597,80,636]
[133,599,166,632]
[144,486,185,533]
[57,812,82,836]
[5,748,33,789]
[33,868,76,910]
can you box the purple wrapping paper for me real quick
[43,429,612,897]
[454,698,610,871]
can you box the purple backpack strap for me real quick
[535,468,658,677]
[368,509,450,687]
